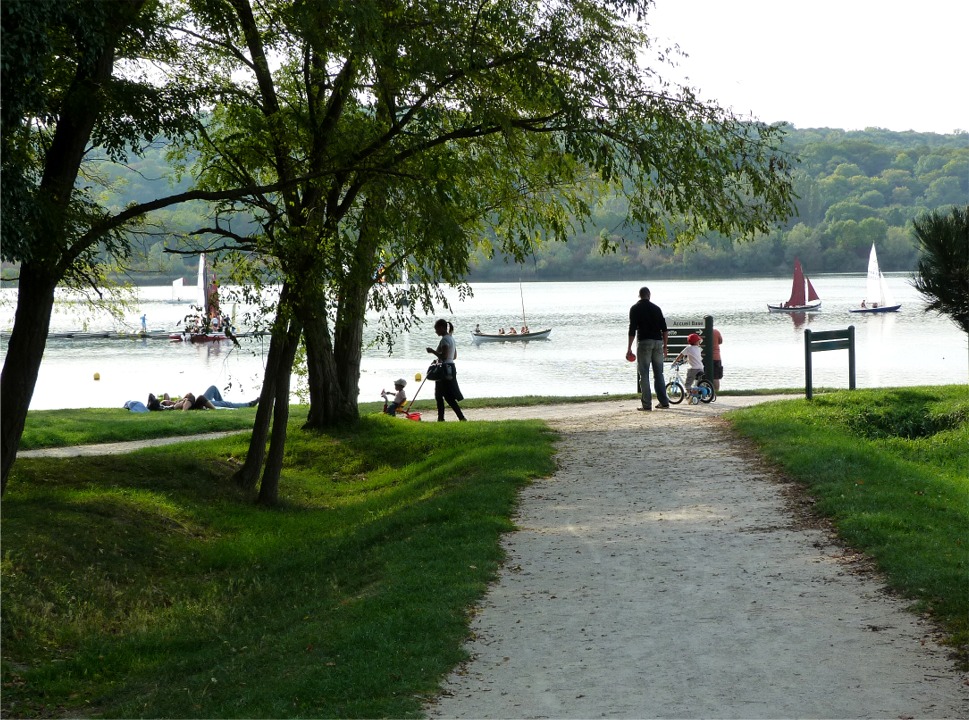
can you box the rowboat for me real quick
[849,244,901,313]
[470,328,552,344]
[768,258,822,312]
[471,280,553,344]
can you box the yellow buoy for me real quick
[415,372,421,382]
[93,372,101,381]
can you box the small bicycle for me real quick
[665,358,716,405]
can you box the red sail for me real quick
[788,259,807,306]
[806,278,820,303]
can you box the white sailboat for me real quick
[168,253,230,341]
[849,244,901,313]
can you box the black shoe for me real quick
[637,406,652,411]
[657,404,671,409]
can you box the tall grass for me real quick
[2,415,557,718]
[728,386,969,666]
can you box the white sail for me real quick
[197,252,207,309]
[864,244,895,307]
[864,245,880,303]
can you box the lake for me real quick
[1,277,966,411]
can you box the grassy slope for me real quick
[19,390,800,450]
[4,386,966,717]
[2,415,557,718]
[728,386,969,665]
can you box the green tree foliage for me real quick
[912,205,969,335]
[74,128,968,285]
[170,0,796,502]
[0,0,208,491]
[469,127,968,280]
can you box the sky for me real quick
[645,0,967,134]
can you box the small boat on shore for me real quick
[169,329,229,343]
[169,253,232,342]
[768,258,822,312]
[849,244,901,314]
[470,328,552,344]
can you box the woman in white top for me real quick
[426,319,466,421]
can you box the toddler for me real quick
[674,333,704,389]
[381,378,407,415]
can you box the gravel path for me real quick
[424,397,968,719]
[19,397,968,718]
[17,430,248,458]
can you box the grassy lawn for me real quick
[19,390,802,450]
[17,407,261,450]
[4,386,966,717]
[19,399,595,449]
[2,414,557,718]
[727,385,969,667]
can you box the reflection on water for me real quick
[2,277,966,410]
[789,312,808,329]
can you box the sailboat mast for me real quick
[197,252,207,313]
[519,281,527,328]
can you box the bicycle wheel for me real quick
[698,379,716,403]
[665,381,684,404]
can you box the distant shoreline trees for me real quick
[2,125,955,286]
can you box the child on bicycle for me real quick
[673,333,704,390]
[381,378,407,415]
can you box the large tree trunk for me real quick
[304,202,382,429]
[256,321,303,506]
[233,283,298,490]
[0,267,58,492]
[303,300,342,428]
[232,341,278,490]
[303,285,368,428]
[0,5,139,493]
[331,281,370,414]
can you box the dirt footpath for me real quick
[425,397,968,719]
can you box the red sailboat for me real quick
[768,258,821,312]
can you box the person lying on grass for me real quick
[147,386,257,411]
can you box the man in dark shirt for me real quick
[626,286,671,410]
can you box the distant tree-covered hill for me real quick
[470,126,969,280]
[14,126,959,285]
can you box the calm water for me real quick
[1,277,966,411]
